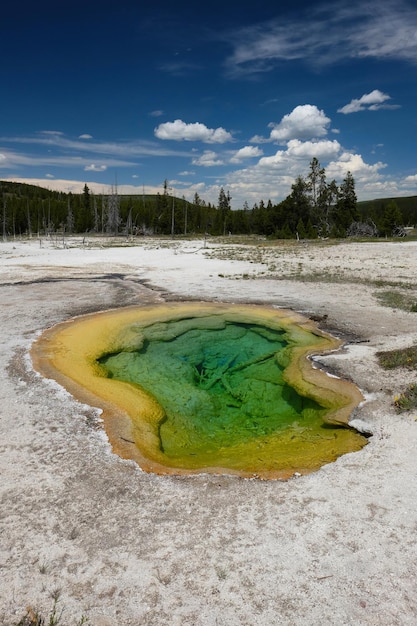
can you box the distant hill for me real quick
[1,180,417,237]
[0,180,162,203]
[0,180,208,237]
[357,195,417,226]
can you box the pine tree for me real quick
[217,187,231,235]
[381,201,403,236]
[336,171,358,231]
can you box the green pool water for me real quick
[98,314,363,472]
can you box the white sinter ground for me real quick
[1,235,417,626]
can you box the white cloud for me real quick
[230,146,263,163]
[158,60,201,77]
[84,164,107,172]
[154,119,233,143]
[268,105,331,143]
[338,89,399,114]
[79,134,93,139]
[253,139,340,174]
[250,139,339,174]
[360,180,401,196]
[326,152,386,181]
[286,139,341,159]
[0,147,133,169]
[39,130,64,136]
[257,151,286,169]
[219,139,391,208]
[1,132,192,159]
[149,110,164,117]
[404,174,417,183]
[191,150,224,166]
[249,134,271,144]
[225,1,417,76]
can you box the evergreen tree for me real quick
[83,184,91,212]
[296,218,307,239]
[381,201,403,236]
[286,176,312,233]
[217,187,231,235]
[335,171,358,232]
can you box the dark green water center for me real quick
[99,318,326,460]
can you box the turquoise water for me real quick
[99,317,326,460]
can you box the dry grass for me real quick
[377,345,417,412]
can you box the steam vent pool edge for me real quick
[31,302,368,480]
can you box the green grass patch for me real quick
[393,384,417,413]
[375,290,417,312]
[376,344,417,370]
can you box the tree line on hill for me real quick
[1,159,415,240]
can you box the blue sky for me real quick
[1,0,417,209]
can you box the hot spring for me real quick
[32,302,367,479]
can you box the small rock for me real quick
[348,418,373,436]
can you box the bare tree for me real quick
[66,197,74,233]
[106,184,120,235]
[2,199,7,242]
[92,192,99,233]
[26,198,32,238]
[347,219,378,238]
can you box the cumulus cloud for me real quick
[220,138,390,208]
[192,150,224,166]
[268,105,331,143]
[257,151,286,169]
[338,90,399,114]
[155,119,233,143]
[286,139,341,159]
[249,134,271,144]
[254,139,339,173]
[326,152,386,180]
[84,164,107,172]
[230,146,263,163]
